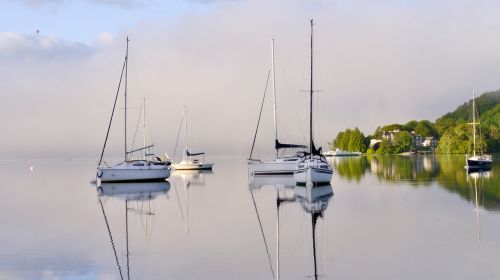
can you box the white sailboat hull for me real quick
[172,161,214,170]
[97,161,171,182]
[293,158,332,184]
[249,157,302,175]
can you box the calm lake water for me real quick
[1,155,499,280]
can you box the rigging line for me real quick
[98,197,125,280]
[173,181,186,229]
[172,111,185,162]
[98,59,127,168]
[250,189,276,280]
[249,69,271,159]
[130,102,144,157]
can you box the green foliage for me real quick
[402,120,418,132]
[381,124,403,132]
[435,91,499,153]
[335,90,499,154]
[436,123,487,154]
[414,120,438,137]
[333,127,367,152]
[376,139,393,154]
[435,90,500,136]
[393,131,414,153]
[481,104,500,152]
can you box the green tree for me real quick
[348,127,366,152]
[414,120,438,137]
[393,131,414,153]
[436,123,480,154]
[376,139,393,154]
[402,120,418,132]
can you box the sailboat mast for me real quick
[143,98,146,160]
[472,91,477,157]
[309,19,314,156]
[271,38,278,158]
[124,37,129,162]
[184,107,189,161]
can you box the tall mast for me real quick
[309,19,314,156]
[124,37,129,161]
[184,106,189,161]
[143,98,146,160]
[472,90,477,157]
[271,38,278,158]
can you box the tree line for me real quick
[330,90,500,154]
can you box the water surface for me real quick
[1,155,499,279]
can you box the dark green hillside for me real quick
[436,90,500,135]
[331,89,500,154]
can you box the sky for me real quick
[2,0,500,159]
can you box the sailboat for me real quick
[465,91,492,170]
[96,37,170,183]
[248,38,307,176]
[293,20,333,184]
[171,107,214,171]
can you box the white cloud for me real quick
[2,0,500,159]
[0,32,93,60]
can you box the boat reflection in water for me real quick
[466,169,492,246]
[170,169,213,234]
[97,181,170,280]
[171,169,213,188]
[294,184,333,280]
[249,175,333,280]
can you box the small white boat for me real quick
[98,159,170,183]
[171,107,214,171]
[172,160,214,171]
[465,91,493,170]
[96,37,170,183]
[293,20,333,185]
[323,149,362,157]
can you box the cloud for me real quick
[0,32,93,60]
[3,0,500,159]
[10,0,62,8]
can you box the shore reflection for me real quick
[331,155,499,210]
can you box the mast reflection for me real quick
[97,181,170,280]
[466,169,492,246]
[249,175,333,280]
[171,170,213,234]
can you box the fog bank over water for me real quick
[2,0,500,159]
